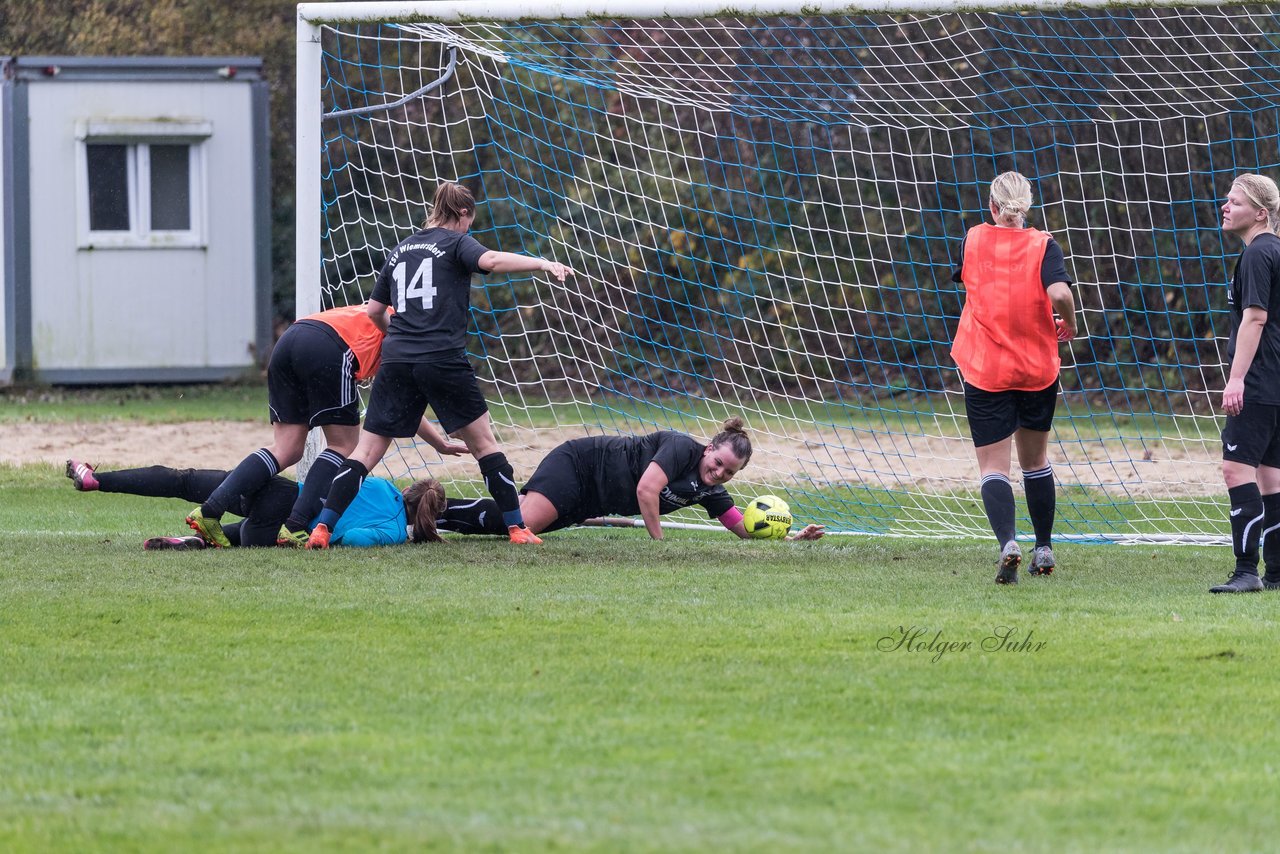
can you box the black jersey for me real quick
[1227,232,1280,406]
[578,431,735,518]
[370,227,489,362]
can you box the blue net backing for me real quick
[315,7,1280,542]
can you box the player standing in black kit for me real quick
[306,182,572,548]
[1211,173,1280,593]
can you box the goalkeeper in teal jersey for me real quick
[66,460,446,549]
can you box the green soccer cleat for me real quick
[185,507,230,548]
[276,525,309,549]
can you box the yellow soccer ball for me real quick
[742,495,792,540]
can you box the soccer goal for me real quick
[297,0,1277,544]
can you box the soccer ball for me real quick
[742,495,792,540]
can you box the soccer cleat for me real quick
[1263,573,1280,590]
[185,507,231,549]
[1029,545,1056,576]
[995,540,1021,585]
[508,525,543,545]
[276,525,309,548]
[143,535,207,551]
[1210,571,1263,593]
[65,459,99,492]
[305,523,332,550]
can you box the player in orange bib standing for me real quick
[950,171,1077,584]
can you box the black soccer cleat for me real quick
[1210,571,1263,594]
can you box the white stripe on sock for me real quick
[1241,512,1266,553]
[254,448,279,476]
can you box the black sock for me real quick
[313,459,368,530]
[980,473,1017,546]
[201,448,279,519]
[1261,493,1280,579]
[478,452,523,528]
[286,449,344,532]
[438,497,506,535]
[1023,464,1055,548]
[1228,482,1263,574]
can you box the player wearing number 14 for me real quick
[306,181,574,549]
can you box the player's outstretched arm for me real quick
[415,418,469,456]
[477,250,573,282]
[786,524,826,541]
[719,504,824,541]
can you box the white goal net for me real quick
[298,0,1280,542]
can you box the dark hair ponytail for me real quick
[424,182,477,228]
[403,478,447,543]
[709,416,752,466]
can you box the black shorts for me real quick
[362,353,489,437]
[963,380,1059,448]
[1222,403,1280,468]
[267,321,360,428]
[520,442,599,533]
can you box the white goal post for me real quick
[296,0,1277,543]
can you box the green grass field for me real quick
[2,459,1277,852]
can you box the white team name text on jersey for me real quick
[389,242,445,264]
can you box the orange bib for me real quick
[951,224,1059,392]
[306,305,386,381]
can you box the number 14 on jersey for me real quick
[393,259,436,311]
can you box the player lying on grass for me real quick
[67,459,446,549]
[184,303,471,551]
[436,417,825,541]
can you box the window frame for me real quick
[75,120,212,249]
